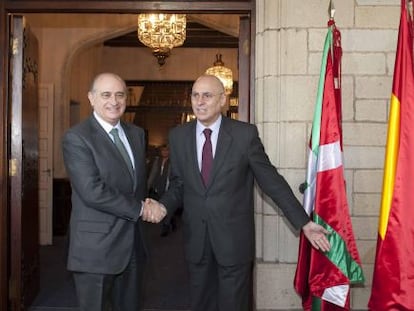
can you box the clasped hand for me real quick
[142,198,167,223]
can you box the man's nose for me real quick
[193,96,205,105]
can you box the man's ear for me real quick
[87,92,94,106]
[220,94,227,108]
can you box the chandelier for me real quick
[205,54,233,95]
[137,13,187,66]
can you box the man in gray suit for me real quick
[62,72,165,311]
[151,74,330,311]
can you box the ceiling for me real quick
[104,21,239,49]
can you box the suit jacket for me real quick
[62,115,147,274]
[160,117,310,266]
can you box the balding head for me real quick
[193,74,225,94]
[87,72,127,126]
[89,73,127,93]
[191,74,227,127]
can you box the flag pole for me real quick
[328,0,335,19]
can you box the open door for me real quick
[9,15,40,311]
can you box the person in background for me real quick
[62,72,165,311]
[148,74,330,311]
[147,144,178,236]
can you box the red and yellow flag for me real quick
[368,1,414,309]
[294,19,364,311]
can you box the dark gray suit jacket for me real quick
[160,117,310,266]
[62,115,147,274]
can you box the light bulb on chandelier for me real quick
[205,54,233,95]
[137,13,187,66]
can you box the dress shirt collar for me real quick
[196,115,222,137]
[93,111,121,134]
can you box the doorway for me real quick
[1,2,255,310]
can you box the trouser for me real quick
[73,249,145,311]
[187,234,252,311]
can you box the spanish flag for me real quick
[368,0,414,310]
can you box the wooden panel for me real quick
[9,15,40,311]
[8,0,250,1]
[237,15,250,122]
[4,1,253,13]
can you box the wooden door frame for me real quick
[0,1,9,310]
[0,1,255,310]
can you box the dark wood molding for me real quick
[238,15,250,122]
[4,1,253,13]
[0,1,9,310]
[248,8,256,123]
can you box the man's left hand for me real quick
[302,221,331,252]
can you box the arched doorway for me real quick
[0,2,255,310]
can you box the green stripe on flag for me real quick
[314,214,365,283]
[312,295,322,311]
[311,27,333,156]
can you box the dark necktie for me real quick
[201,128,213,186]
[110,128,134,176]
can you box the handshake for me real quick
[142,198,167,223]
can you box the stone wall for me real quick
[254,0,399,310]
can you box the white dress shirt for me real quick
[93,112,135,169]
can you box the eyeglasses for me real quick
[190,92,224,101]
[97,91,127,101]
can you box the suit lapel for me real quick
[90,116,119,155]
[91,116,135,184]
[186,122,205,190]
[122,122,140,171]
[121,122,142,189]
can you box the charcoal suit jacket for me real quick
[62,115,147,274]
[159,116,310,266]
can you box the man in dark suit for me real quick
[152,74,330,311]
[62,72,165,311]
